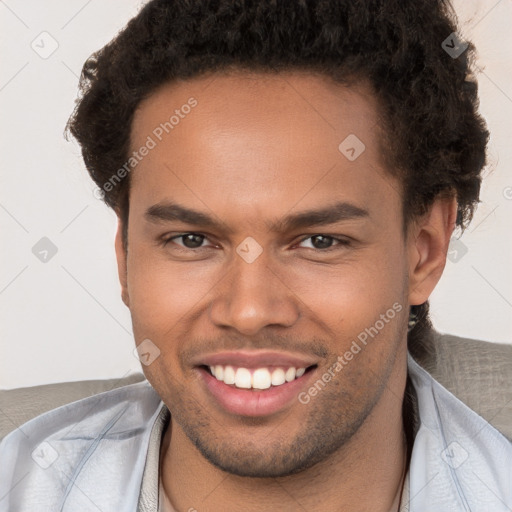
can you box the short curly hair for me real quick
[66,0,488,357]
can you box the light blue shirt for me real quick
[0,353,511,511]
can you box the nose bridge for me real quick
[209,250,300,335]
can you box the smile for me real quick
[193,350,319,416]
[207,364,307,390]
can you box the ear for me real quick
[407,195,458,305]
[114,217,130,307]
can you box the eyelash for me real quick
[160,233,352,252]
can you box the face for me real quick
[118,71,418,478]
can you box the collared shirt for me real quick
[0,352,510,511]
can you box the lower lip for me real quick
[198,367,315,417]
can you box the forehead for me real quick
[129,71,400,227]
[131,71,383,157]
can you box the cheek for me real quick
[285,246,408,335]
[125,245,215,338]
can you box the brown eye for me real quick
[163,233,209,249]
[298,235,349,251]
[179,234,206,248]
[309,235,335,249]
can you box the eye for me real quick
[297,235,350,251]
[163,233,213,250]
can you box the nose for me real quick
[209,252,301,336]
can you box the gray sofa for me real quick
[1,332,511,442]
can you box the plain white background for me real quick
[1,0,511,389]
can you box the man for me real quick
[0,0,510,511]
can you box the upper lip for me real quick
[193,350,319,369]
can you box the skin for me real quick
[115,71,456,511]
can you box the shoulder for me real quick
[0,378,161,454]
[0,380,163,512]
[0,372,147,440]
[407,340,512,509]
[423,332,512,441]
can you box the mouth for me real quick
[194,354,319,417]
[202,364,317,390]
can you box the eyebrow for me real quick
[144,200,369,233]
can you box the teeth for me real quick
[224,365,236,385]
[285,367,296,382]
[214,365,224,380]
[235,368,252,389]
[208,364,308,389]
[252,368,272,390]
[271,368,286,386]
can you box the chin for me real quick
[182,411,366,479]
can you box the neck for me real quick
[160,353,409,512]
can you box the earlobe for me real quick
[408,196,457,305]
[114,218,130,307]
